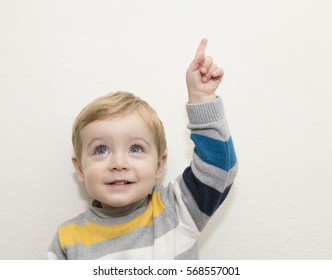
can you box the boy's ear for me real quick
[72,156,85,183]
[155,153,167,179]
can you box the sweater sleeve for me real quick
[179,97,238,231]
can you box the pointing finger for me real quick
[194,38,208,62]
[188,38,208,72]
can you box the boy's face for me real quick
[72,113,167,208]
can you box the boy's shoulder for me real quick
[57,210,90,228]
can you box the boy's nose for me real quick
[108,152,128,171]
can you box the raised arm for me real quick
[179,38,238,229]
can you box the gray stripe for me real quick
[186,97,224,125]
[188,118,230,142]
[175,242,199,259]
[191,153,239,192]
[178,178,210,231]
[48,234,66,260]
[187,97,230,142]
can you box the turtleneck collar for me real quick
[91,196,150,218]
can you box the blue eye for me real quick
[95,145,109,155]
[130,144,143,153]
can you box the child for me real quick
[48,38,238,259]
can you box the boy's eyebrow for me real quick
[86,136,152,149]
[86,137,105,149]
[128,136,152,147]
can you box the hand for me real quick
[186,38,224,103]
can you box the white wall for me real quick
[1,0,331,259]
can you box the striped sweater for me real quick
[47,97,238,260]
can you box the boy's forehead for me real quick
[80,113,155,143]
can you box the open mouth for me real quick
[107,181,133,187]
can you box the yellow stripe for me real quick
[59,191,165,249]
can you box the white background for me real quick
[0,0,331,259]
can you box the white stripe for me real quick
[97,224,197,260]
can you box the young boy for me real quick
[48,38,238,259]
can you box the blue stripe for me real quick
[191,134,237,172]
[183,167,232,217]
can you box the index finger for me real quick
[194,38,208,60]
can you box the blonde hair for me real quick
[72,91,167,161]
